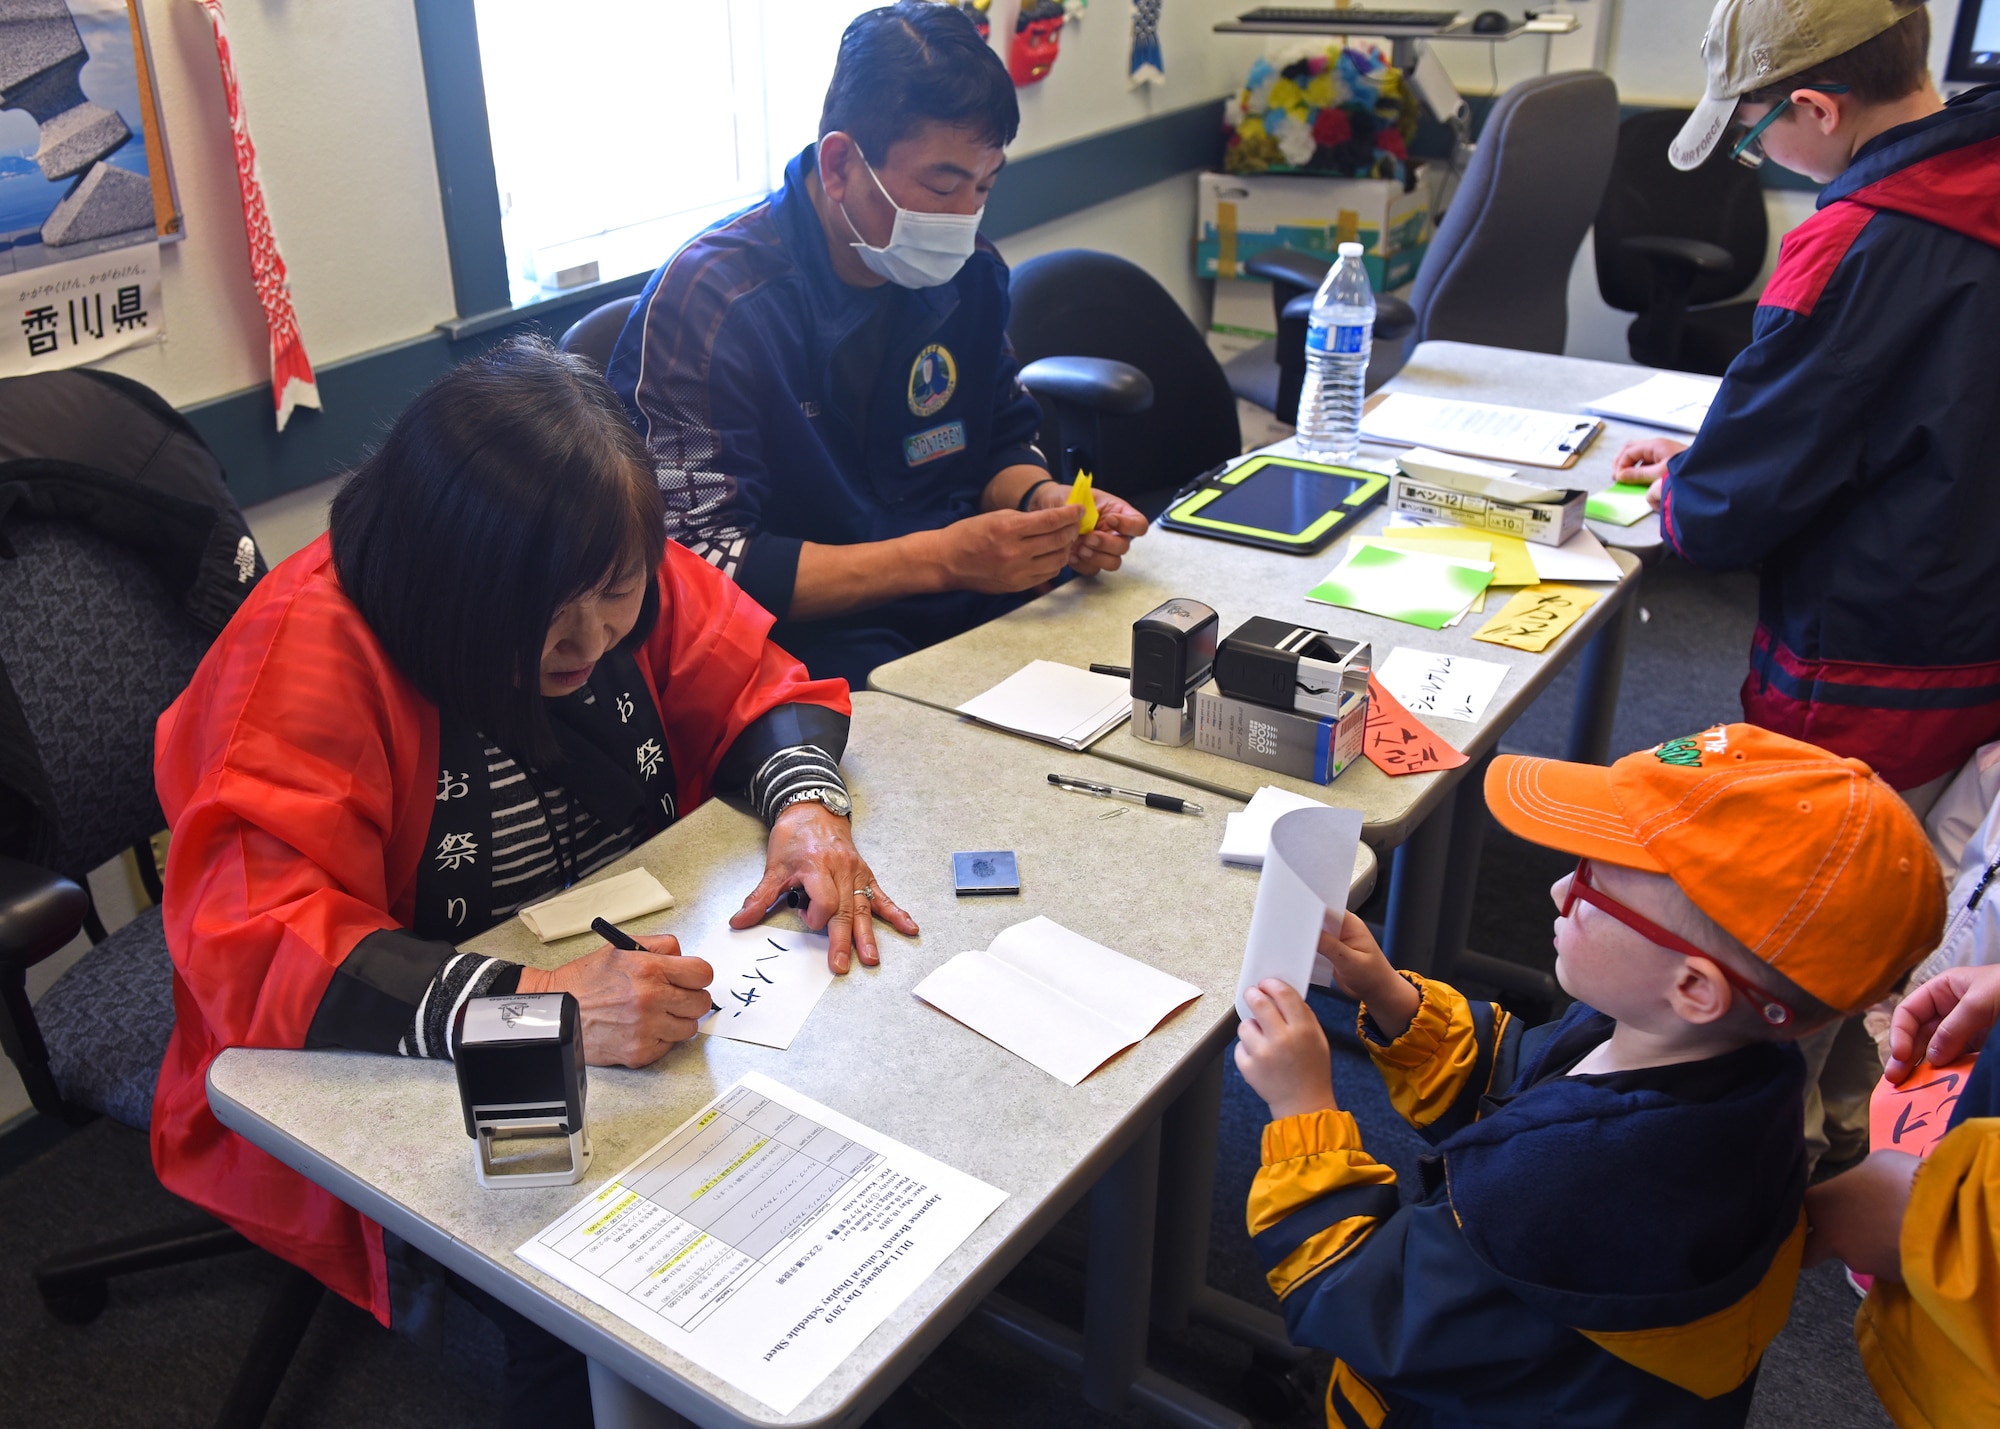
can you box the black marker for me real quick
[591,917,720,1015]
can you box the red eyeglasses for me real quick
[1560,858,1792,1027]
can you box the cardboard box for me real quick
[1389,472,1587,548]
[1196,171,1431,293]
[1193,680,1367,784]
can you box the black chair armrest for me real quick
[1018,357,1155,416]
[1621,235,1734,275]
[1279,291,1417,341]
[1243,247,1334,295]
[0,856,87,971]
[1374,294,1418,342]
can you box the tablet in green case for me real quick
[1161,455,1389,555]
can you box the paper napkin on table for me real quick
[517,868,674,942]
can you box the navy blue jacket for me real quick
[1250,979,1808,1428]
[1661,86,2000,790]
[607,146,1048,684]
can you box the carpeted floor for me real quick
[0,557,1894,1428]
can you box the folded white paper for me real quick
[1375,647,1510,724]
[516,868,674,942]
[1583,373,1720,434]
[913,915,1202,1086]
[1236,806,1365,1021]
[696,926,835,1050]
[955,661,1131,750]
[1525,526,1622,583]
[1220,786,1333,867]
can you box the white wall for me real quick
[94,1,456,410]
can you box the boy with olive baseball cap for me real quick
[1235,726,1943,1427]
[1612,0,2000,799]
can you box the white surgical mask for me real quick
[838,160,982,289]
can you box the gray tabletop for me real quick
[868,499,1639,847]
[1378,340,1675,554]
[207,693,1375,1429]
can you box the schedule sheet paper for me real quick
[516,1074,1006,1415]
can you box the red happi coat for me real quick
[150,534,847,1322]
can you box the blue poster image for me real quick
[0,0,175,276]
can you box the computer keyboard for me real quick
[1235,7,1462,28]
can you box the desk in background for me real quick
[209,694,1374,1429]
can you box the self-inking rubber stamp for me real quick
[452,991,591,1189]
[1129,598,1219,746]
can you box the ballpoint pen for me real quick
[1046,772,1203,815]
[591,917,721,1014]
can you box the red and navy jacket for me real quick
[1252,978,1808,1428]
[606,145,1049,685]
[1660,85,2000,790]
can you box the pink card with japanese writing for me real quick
[1363,673,1469,777]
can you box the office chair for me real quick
[0,516,321,1426]
[1593,108,1768,375]
[1229,69,1621,418]
[1007,249,1242,518]
[556,295,641,370]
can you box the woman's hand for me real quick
[1885,965,2000,1083]
[1803,1149,1921,1279]
[1235,979,1337,1121]
[1320,910,1419,1039]
[517,935,713,1067]
[731,802,918,974]
[1028,481,1149,576]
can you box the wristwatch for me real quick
[777,785,852,819]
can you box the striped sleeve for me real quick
[1359,973,1515,1143]
[1248,1109,1402,1299]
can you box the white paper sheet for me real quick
[955,660,1131,750]
[912,916,1202,1086]
[1583,373,1721,434]
[517,1073,1005,1415]
[1375,647,1510,725]
[516,868,675,942]
[696,927,836,1050]
[1220,786,1333,867]
[1525,526,1623,583]
[1360,393,1601,468]
[1235,806,1365,1021]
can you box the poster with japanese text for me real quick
[2,0,179,374]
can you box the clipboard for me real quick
[1359,393,1604,470]
[1161,455,1388,554]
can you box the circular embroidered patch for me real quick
[907,343,957,417]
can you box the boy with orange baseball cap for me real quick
[1235,725,1944,1427]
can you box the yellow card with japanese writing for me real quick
[1472,584,1600,653]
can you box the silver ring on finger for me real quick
[854,886,875,902]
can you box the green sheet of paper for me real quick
[1586,482,1654,527]
[1307,542,1494,631]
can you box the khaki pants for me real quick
[1799,1013,1882,1177]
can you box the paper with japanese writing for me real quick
[911,916,1201,1086]
[1362,673,1468,777]
[1375,648,1509,725]
[1472,584,1600,653]
[697,927,836,1050]
[1236,806,1364,1020]
[1306,541,1493,631]
[1868,1057,1978,1160]
[516,1073,1005,1415]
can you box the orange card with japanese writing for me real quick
[1869,1057,1979,1160]
[1363,673,1469,777]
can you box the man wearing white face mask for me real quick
[609,2,1149,685]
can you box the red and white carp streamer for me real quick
[193,0,320,431]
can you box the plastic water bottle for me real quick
[1296,240,1374,460]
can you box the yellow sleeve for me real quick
[1857,1117,2000,1428]
[1361,972,1513,1140]
[1247,1109,1401,1299]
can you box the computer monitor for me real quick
[1946,0,2000,87]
